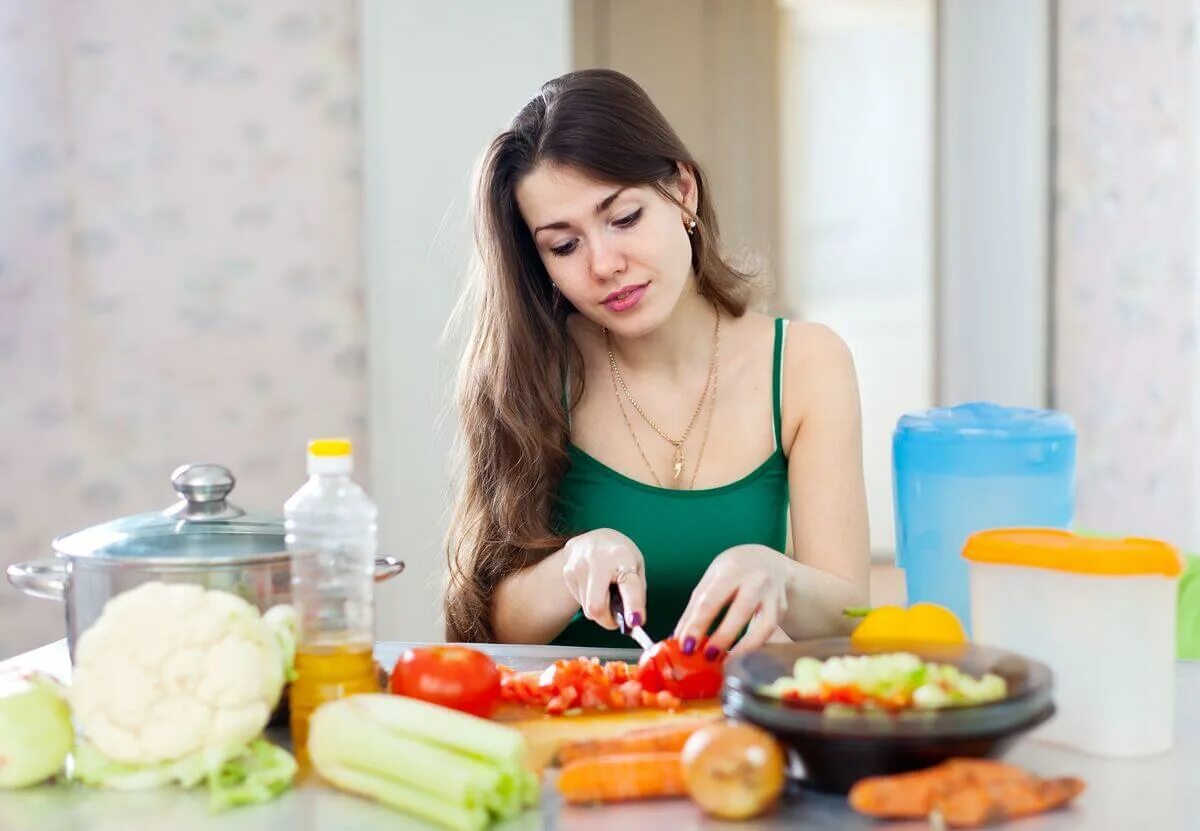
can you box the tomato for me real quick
[389,646,501,718]
[824,685,867,707]
[637,637,725,700]
[497,657,686,715]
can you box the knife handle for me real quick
[608,583,628,635]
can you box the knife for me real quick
[608,583,655,652]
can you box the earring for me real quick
[685,217,697,236]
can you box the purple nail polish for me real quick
[704,646,720,662]
[629,611,642,628]
[682,636,696,655]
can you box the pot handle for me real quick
[6,559,67,602]
[373,556,405,582]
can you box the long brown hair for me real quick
[444,69,754,642]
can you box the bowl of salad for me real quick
[721,638,1054,793]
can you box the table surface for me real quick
[1,640,1196,831]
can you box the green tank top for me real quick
[550,318,791,648]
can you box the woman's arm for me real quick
[492,528,650,644]
[492,547,579,644]
[779,322,871,633]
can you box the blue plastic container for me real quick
[892,402,1076,630]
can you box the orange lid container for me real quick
[962,528,1182,578]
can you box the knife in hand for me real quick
[608,583,655,652]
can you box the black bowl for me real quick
[722,638,1055,793]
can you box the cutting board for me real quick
[493,700,723,771]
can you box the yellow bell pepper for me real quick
[848,602,967,646]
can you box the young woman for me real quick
[444,69,869,659]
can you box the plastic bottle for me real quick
[286,438,380,763]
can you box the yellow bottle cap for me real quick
[307,438,352,458]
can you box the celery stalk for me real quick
[521,769,540,808]
[317,763,488,831]
[309,701,509,808]
[346,694,526,766]
[307,694,540,827]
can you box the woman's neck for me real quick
[605,282,718,379]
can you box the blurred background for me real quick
[0,0,1192,658]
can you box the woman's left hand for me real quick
[673,544,791,659]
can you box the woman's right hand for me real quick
[561,528,647,631]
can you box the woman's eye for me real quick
[614,208,643,228]
[550,240,578,257]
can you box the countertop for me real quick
[1,641,1196,831]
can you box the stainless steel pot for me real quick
[6,463,404,659]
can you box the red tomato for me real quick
[389,646,501,717]
[824,685,867,707]
[637,637,725,700]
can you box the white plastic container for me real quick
[965,529,1182,757]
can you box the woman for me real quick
[444,69,869,658]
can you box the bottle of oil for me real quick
[285,438,380,763]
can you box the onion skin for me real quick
[681,720,786,820]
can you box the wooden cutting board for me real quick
[494,700,723,772]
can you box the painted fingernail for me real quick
[629,612,642,628]
[682,636,696,655]
[704,646,720,662]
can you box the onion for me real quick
[681,720,786,819]
[0,671,73,788]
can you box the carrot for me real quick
[555,719,717,765]
[849,759,1039,818]
[556,752,688,804]
[849,759,1084,826]
[932,776,1086,828]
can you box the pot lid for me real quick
[52,464,286,564]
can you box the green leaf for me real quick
[208,739,298,812]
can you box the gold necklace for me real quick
[608,331,719,489]
[688,348,718,489]
[605,308,721,484]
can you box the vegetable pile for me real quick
[758,653,1007,712]
[554,719,786,821]
[0,582,299,810]
[498,637,724,716]
[500,657,682,714]
[308,693,538,831]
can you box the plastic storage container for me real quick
[893,402,1076,630]
[965,529,1182,757]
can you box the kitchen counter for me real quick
[2,641,1197,830]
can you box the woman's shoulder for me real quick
[774,317,859,446]
[781,319,854,369]
[734,311,853,367]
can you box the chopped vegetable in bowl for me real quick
[756,653,1007,712]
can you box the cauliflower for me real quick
[70,582,291,765]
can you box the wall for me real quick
[937,0,1051,408]
[0,0,366,658]
[362,0,572,641]
[1054,0,1197,548]
[779,0,936,556]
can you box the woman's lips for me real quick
[603,283,648,313]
